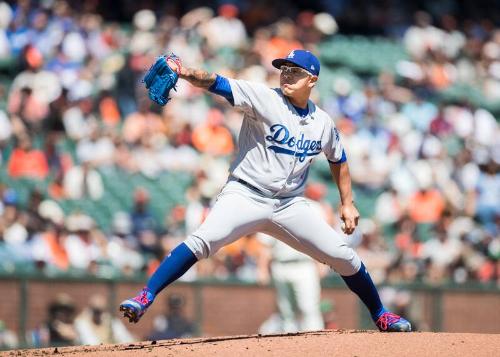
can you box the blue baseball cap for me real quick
[272,49,320,76]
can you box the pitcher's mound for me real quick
[8,330,500,357]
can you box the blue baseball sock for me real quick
[146,242,198,296]
[341,262,386,321]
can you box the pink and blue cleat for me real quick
[375,311,412,332]
[119,287,155,323]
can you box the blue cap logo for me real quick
[272,49,320,76]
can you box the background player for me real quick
[256,184,334,332]
[120,49,411,332]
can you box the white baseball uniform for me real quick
[258,198,329,332]
[184,79,361,276]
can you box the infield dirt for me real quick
[5,330,500,357]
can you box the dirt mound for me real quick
[6,330,500,357]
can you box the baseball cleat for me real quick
[375,311,412,332]
[119,287,155,323]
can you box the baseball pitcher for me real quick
[120,50,411,332]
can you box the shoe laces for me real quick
[133,289,151,306]
[376,312,401,331]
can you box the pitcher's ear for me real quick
[308,75,318,88]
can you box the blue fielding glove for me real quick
[143,53,181,106]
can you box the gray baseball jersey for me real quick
[184,78,361,277]
[227,79,345,197]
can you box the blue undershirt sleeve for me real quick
[208,75,234,106]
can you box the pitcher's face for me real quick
[279,64,316,97]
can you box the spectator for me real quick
[185,184,212,236]
[9,44,61,127]
[260,19,303,67]
[191,108,234,156]
[63,161,104,200]
[401,95,438,132]
[30,220,69,272]
[393,216,422,261]
[374,188,405,226]
[160,139,201,172]
[439,14,466,60]
[37,293,78,347]
[44,134,72,175]
[113,138,139,173]
[403,11,444,60]
[7,134,49,179]
[75,294,134,345]
[106,212,144,275]
[130,188,157,236]
[122,98,166,145]
[407,186,446,224]
[98,91,121,127]
[147,294,195,340]
[326,78,366,123]
[132,135,164,178]
[23,189,48,236]
[44,88,70,134]
[163,204,187,238]
[0,320,18,350]
[76,127,115,168]
[356,219,394,284]
[2,198,29,249]
[472,161,499,232]
[201,4,247,51]
[7,83,48,133]
[62,97,97,141]
[63,213,101,271]
[421,225,462,271]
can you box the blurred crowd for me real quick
[0,291,195,349]
[0,0,498,296]
[3,288,344,349]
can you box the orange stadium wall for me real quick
[1,278,499,344]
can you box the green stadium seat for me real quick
[319,35,408,75]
